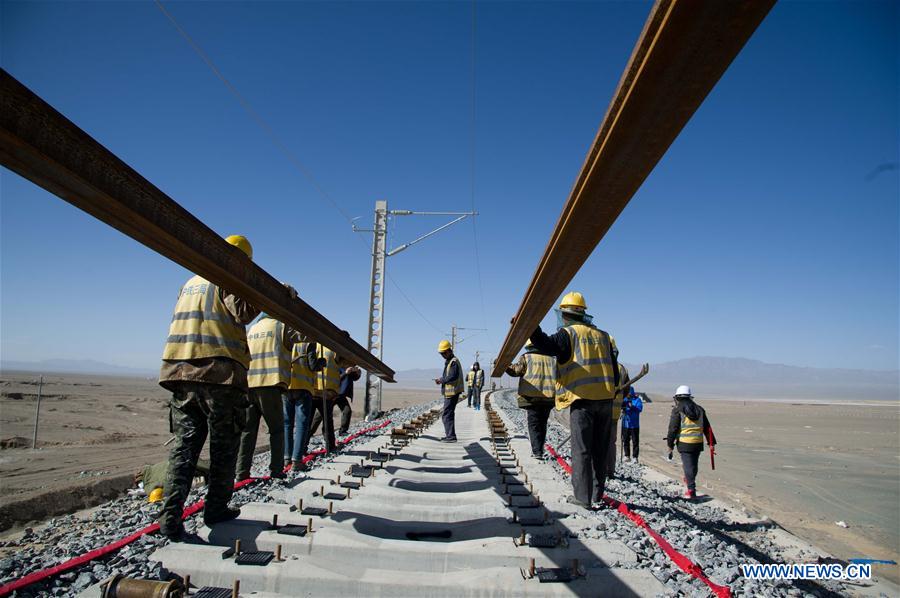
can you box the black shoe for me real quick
[203,506,241,526]
[235,473,251,482]
[164,529,202,544]
[270,470,287,479]
[291,460,308,472]
[441,437,457,443]
[565,495,592,510]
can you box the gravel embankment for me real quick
[1,401,437,597]
[489,390,849,598]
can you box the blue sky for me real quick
[1,1,897,373]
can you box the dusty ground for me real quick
[0,372,431,531]
[634,395,900,584]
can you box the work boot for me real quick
[203,506,241,527]
[565,495,592,510]
[685,489,697,500]
[270,470,287,480]
[164,528,202,544]
[291,461,308,472]
[441,437,457,443]
[235,473,251,482]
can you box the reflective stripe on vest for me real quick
[315,345,341,394]
[161,275,249,368]
[442,357,464,397]
[466,370,476,386]
[555,324,616,410]
[289,342,316,392]
[679,413,704,443]
[519,353,556,399]
[474,369,484,388]
[247,317,290,388]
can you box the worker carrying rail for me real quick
[308,343,345,453]
[666,385,717,500]
[236,313,303,481]
[505,342,556,459]
[283,340,320,471]
[433,340,464,442]
[157,235,296,541]
[607,359,630,479]
[529,291,620,510]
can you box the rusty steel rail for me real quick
[492,0,774,376]
[0,69,394,382]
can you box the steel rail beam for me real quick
[492,0,774,376]
[0,69,395,382]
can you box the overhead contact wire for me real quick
[154,0,445,334]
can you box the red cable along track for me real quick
[545,444,731,598]
[0,420,392,596]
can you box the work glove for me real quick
[282,282,298,300]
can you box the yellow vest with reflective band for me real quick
[161,275,250,369]
[612,363,629,421]
[289,342,316,392]
[519,353,556,399]
[466,369,485,388]
[247,317,290,388]
[679,413,704,444]
[442,357,464,397]
[555,323,617,410]
[315,345,341,396]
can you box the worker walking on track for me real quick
[607,360,629,479]
[308,343,343,453]
[466,362,485,410]
[505,342,556,459]
[530,291,620,510]
[284,340,320,471]
[157,235,265,541]
[236,314,302,480]
[621,386,642,461]
[434,340,463,442]
[667,385,716,500]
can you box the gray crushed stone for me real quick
[489,389,849,598]
[2,401,437,597]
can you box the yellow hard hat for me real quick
[148,487,164,503]
[437,339,452,352]
[225,235,253,259]
[560,291,587,311]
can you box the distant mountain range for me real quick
[2,356,897,401]
[0,359,155,377]
[393,357,899,401]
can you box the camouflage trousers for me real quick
[159,382,248,535]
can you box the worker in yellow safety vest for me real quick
[433,340,463,442]
[158,235,274,541]
[308,343,345,453]
[529,291,620,510]
[466,362,485,410]
[235,313,303,481]
[284,340,320,471]
[607,359,630,479]
[505,342,557,459]
[666,385,716,500]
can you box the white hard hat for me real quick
[674,385,692,398]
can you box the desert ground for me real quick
[0,371,433,532]
[2,373,898,583]
[630,395,900,583]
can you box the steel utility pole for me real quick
[355,201,477,420]
[450,325,487,356]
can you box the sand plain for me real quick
[633,395,900,583]
[0,371,433,531]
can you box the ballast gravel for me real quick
[2,401,437,597]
